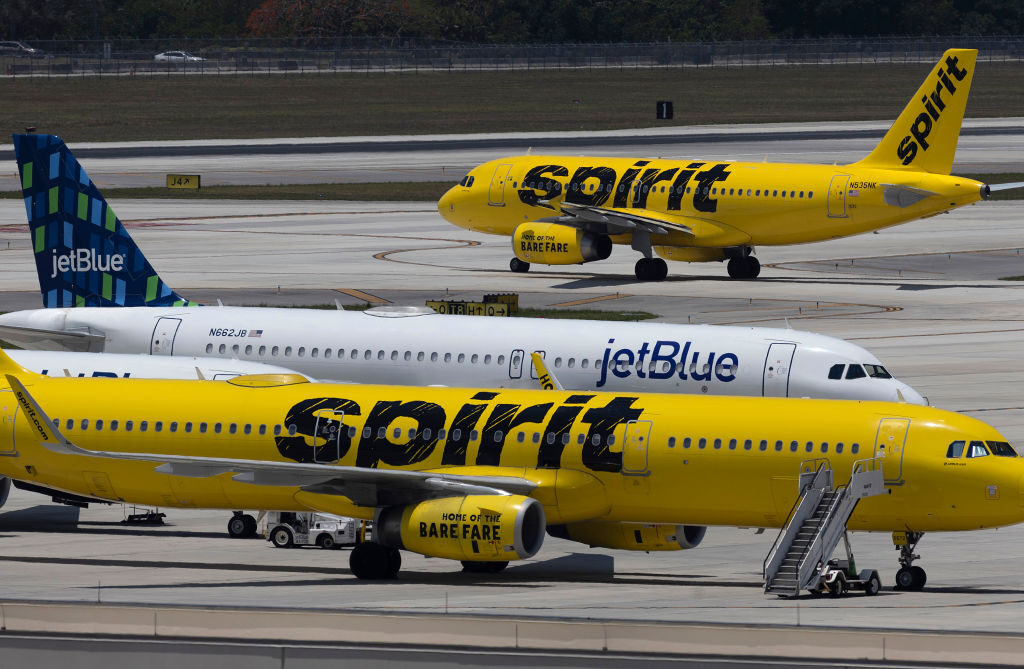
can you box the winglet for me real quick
[530,352,563,391]
[12,134,197,308]
[5,374,72,447]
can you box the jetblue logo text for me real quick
[50,249,125,279]
[596,339,738,388]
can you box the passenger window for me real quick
[258,425,266,435]
[470,430,478,441]
[297,347,305,357]
[828,364,844,380]
[325,349,332,359]
[245,345,253,355]
[422,428,432,441]
[377,351,385,360]
[846,365,866,380]
[759,440,768,452]
[140,421,148,432]
[244,424,252,435]
[714,438,722,449]
[431,352,438,362]
[438,428,447,440]
[311,348,319,358]
[219,344,226,354]
[668,437,676,448]
[215,423,222,434]
[170,422,178,433]
[66,418,73,430]
[698,438,706,449]
[966,441,989,458]
[821,442,828,453]
[987,441,1018,457]
[125,420,134,432]
[458,353,466,363]
[417,352,425,362]
[484,354,492,364]
[348,426,356,438]
[271,346,279,356]
[532,432,540,444]
[577,433,585,445]
[229,423,237,434]
[259,346,266,356]
[285,346,293,356]
[232,345,239,354]
[95,419,103,431]
[805,441,813,453]
[471,354,479,364]
[274,425,282,436]
[110,420,118,431]
[393,427,402,439]
[377,427,386,439]
[516,432,525,443]
[851,443,859,454]
[452,428,462,441]
[775,440,783,452]
[591,434,601,446]
[561,433,570,445]
[206,343,213,354]
[444,353,452,363]
[363,426,372,439]
[790,441,798,452]
[731,439,740,450]
[498,355,506,365]
[185,422,192,433]
[79,419,89,430]
[390,351,398,361]
[154,421,163,432]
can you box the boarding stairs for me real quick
[763,458,885,597]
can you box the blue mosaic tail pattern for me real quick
[13,134,196,307]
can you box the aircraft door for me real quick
[150,317,182,355]
[874,418,910,484]
[509,349,524,379]
[488,163,513,206]
[313,410,345,463]
[827,175,851,218]
[762,343,796,397]
[0,390,17,455]
[622,420,652,475]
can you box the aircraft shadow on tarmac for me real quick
[0,505,225,539]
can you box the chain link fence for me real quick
[3,36,1023,77]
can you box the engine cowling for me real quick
[512,222,612,265]
[549,521,706,551]
[375,494,545,562]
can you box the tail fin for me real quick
[853,49,977,175]
[13,134,196,308]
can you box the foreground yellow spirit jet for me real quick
[439,49,1003,280]
[0,351,1020,591]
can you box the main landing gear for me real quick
[227,511,258,538]
[349,541,402,579]
[893,531,927,591]
[635,257,668,281]
[727,256,761,279]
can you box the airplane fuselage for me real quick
[0,374,1017,533]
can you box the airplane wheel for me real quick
[909,565,927,590]
[227,514,249,538]
[894,566,914,590]
[241,514,257,537]
[634,258,667,281]
[461,560,509,574]
[747,256,761,278]
[270,526,294,548]
[510,258,530,273]
[350,543,400,579]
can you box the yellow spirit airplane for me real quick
[439,49,1012,280]
[1,350,1020,592]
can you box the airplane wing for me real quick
[538,202,696,237]
[6,374,536,508]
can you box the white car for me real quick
[154,51,205,63]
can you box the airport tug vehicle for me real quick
[265,512,364,550]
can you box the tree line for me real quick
[3,0,1023,42]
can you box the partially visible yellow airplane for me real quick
[0,349,1021,591]
[439,49,1013,280]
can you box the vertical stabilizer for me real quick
[13,134,195,308]
[853,49,976,175]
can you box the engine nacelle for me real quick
[375,494,545,562]
[512,223,612,265]
[549,521,706,551]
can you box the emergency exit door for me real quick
[828,174,850,218]
[489,163,513,206]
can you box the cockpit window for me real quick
[845,364,866,380]
[458,175,475,187]
[945,440,965,458]
[864,364,892,379]
[828,364,844,380]
[966,441,989,458]
[987,441,1018,457]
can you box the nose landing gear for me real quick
[893,531,927,591]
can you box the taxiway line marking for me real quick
[334,288,389,304]
[548,294,633,308]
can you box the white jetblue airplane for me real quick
[0,133,925,405]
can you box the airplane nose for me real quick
[438,187,458,222]
[895,381,928,406]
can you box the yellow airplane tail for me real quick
[0,349,43,381]
[853,48,977,175]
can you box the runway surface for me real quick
[2,118,1023,190]
[2,191,1024,649]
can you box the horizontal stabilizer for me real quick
[883,185,937,208]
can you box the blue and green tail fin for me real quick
[13,133,197,308]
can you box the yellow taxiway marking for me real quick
[334,288,390,304]
[548,294,633,308]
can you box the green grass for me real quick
[3,62,1023,141]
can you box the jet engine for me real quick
[374,494,545,562]
[549,521,706,551]
[512,223,612,265]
